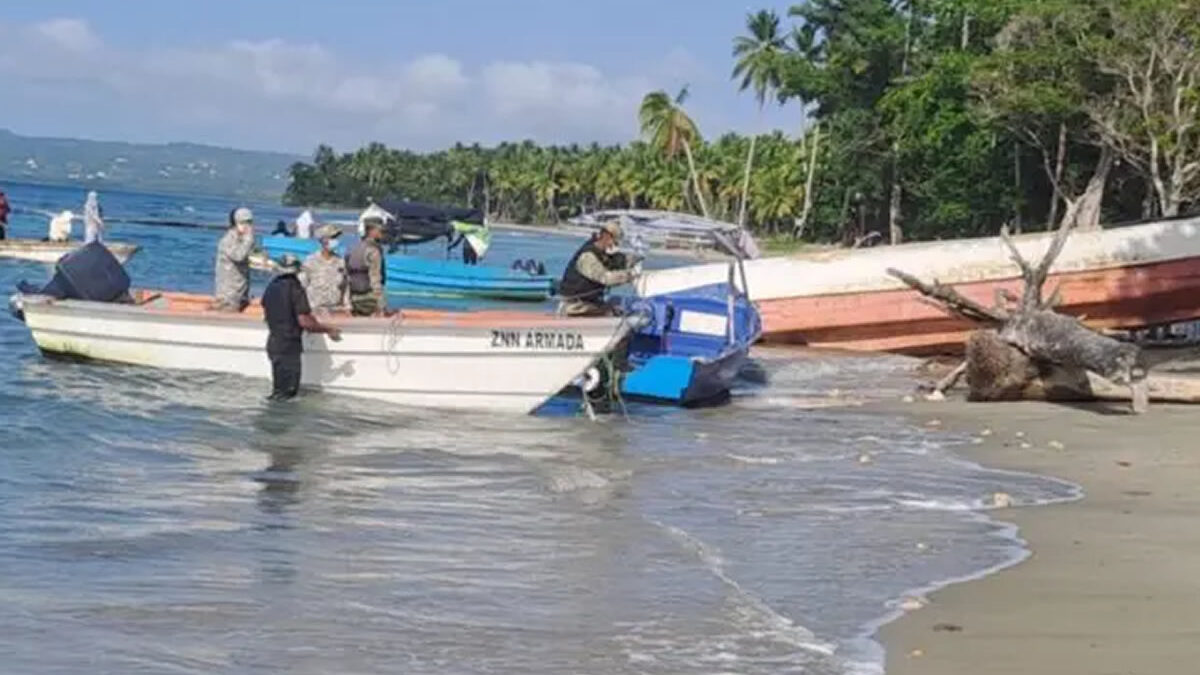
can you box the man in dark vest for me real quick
[558,221,642,316]
[346,217,387,316]
[261,254,342,401]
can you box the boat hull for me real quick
[16,292,631,414]
[0,240,140,264]
[258,236,554,302]
[637,218,1200,354]
[621,348,748,406]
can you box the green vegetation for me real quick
[286,0,1200,245]
[0,129,298,200]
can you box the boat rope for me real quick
[382,312,405,375]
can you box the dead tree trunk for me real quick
[888,220,1149,413]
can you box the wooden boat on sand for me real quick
[10,290,633,413]
[636,217,1200,354]
[0,239,140,264]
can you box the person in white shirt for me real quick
[83,191,105,243]
[295,209,315,239]
[47,210,74,242]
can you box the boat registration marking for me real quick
[491,330,586,351]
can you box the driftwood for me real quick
[889,221,1151,413]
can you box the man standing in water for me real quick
[83,191,104,244]
[302,224,347,313]
[557,221,641,316]
[346,217,386,316]
[262,254,342,401]
[213,207,257,312]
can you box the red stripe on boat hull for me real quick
[757,257,1200,354]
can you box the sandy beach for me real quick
[880,397,1200,674]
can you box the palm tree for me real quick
[732,9,787,227]
[638,86,710,218]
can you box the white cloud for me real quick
[0,17,704,153]
[403,54,470,99]
[33,18,100,52]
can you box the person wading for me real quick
[346,217,386,316]
[557,221,641,316]
[302,223,347,314]
[213,207,257,312]
[262,254,342,401]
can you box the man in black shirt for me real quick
[261,254,342,400]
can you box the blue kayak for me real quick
[259,236,555,302]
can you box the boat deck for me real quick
[129,290,579,329]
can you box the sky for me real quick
[0,0,802,156]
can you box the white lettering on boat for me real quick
[490,330,584,351]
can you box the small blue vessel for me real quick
[614,282,761,406]
[258,235,555,302]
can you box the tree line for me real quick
[285,0,1200,245]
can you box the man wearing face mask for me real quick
[301,223,348,314]
[213,206,258,312]
[557,221,642,316]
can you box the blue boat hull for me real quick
[616,283,761,407]
[259,236,555,302]
[620,348,749,407]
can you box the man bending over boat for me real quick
[558,221,642,316]
[213,207,257,312]
[262,254,342,401]
[346,217,387,316]
[47,210,73,242]
[302,224,347,314]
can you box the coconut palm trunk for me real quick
[681,140,711,219]
[795,123,821,239]
[737,133,757,227]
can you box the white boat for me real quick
[11,291,634,414]
[0,239,140,264]
[635,216,1200,354]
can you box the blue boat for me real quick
[615,283,761,406]
[555,275,760,412]
[258,235,555,302]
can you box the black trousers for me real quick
[267,348,302,400]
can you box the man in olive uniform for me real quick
[302,223,347,314]
[346,217,386,316]
[557,221,641,316]
[261,254,342,401]
[214,206,257,311]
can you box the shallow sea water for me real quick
[0,183,1079,674]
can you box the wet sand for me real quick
[880,398,1200,674]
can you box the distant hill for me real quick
[0,129,303,201]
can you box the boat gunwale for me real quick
[17,291,626,332]
[640,217,1200,301]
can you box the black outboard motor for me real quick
[17,241,132,303]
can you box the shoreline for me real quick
[873,397,1200,674]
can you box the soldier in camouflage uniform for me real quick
[301,223,347,314]
[346,218,387,316]
[213,207,257,312]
